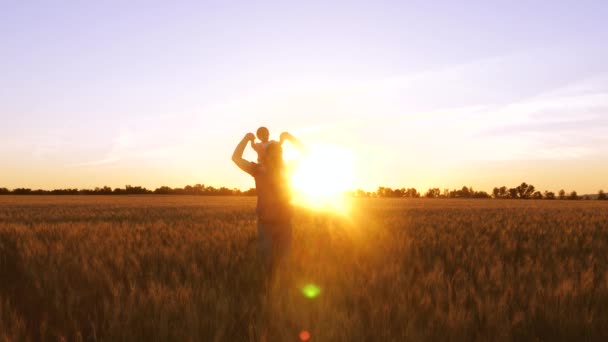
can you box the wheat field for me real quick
[1,196,607,341]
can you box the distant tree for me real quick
[425,188,441,198]
[461,186,471,198]
[544,191,556,200]
[244,188,257,196]
[516,182,535,199]
[526,184,536,198]
[532,191,543,199]
[473,191,491,199]
[598,190,607,200]
[218,187,233,195]
[391,188,402,197]
[516,182,526,198]
[377,187,387,197]
[383,187,395,197]
[96,186,112,194]
[192,184,205,195]
[558,189,566,200]
[448,189,460,198]
[154,186,172,194]
[124,185,150,194]
[63,188,78,195]
[568,191,579,200]
[508,188,518,199]
[0,187,9,194]
[499,186,508,198]
[407,188,421,198]
[492,186,509,199]
[492,187,500,199]
[13,188,32,195]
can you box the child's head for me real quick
[256,126,270,142]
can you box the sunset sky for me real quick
[2,1,607,194]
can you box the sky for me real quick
[1,0,607,194]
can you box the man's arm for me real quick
[232,133,255,174]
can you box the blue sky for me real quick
[1,1,607,193]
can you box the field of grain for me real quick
[1,196,608,341]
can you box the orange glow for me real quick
[299,330,311,341]
[283,142,354,213]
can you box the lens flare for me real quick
[299,330,311,341]
[302,284,321,299]
[283,142,354,213]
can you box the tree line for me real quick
[354,182,608,200]
[0,184,257,196]
[1,182,607,200]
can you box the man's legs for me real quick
[257,222,293,277]
[257,222,273,273]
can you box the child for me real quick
[251,126,280,163]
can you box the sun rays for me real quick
[283,142,354,214]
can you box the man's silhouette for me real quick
[232,131,303,277]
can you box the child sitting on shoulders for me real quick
[251,126,280,163]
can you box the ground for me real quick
[1,196,607,341]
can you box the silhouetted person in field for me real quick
[232,130,303,279]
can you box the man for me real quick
[232,131,302,277]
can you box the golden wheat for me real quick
[1,196,607,341]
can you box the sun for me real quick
[283,142,354,213]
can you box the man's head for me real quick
[256,127,270,143]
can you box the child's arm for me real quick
[280,132,305,152]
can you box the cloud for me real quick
[467,75,608,160]
[69,46,608,170]
[73,118,195,168]
[349,58,608,162]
